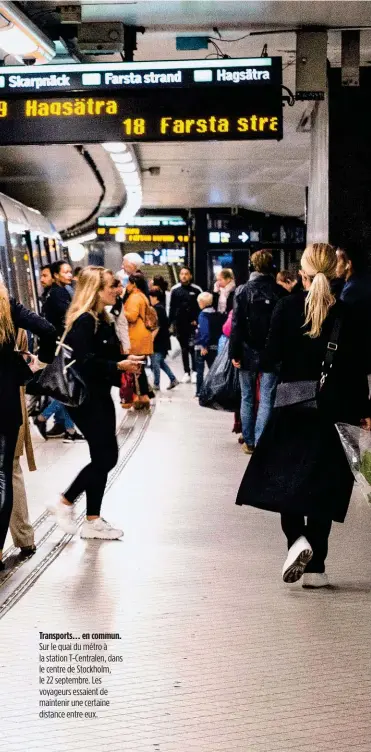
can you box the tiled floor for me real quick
[1,378,371,751]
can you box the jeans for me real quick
[281,514,332,573]
[239,370,277,447]
[195,350,217,396]
[151,352,176,387]
[64,395,118,517]
[218,334,228,355]
[42,399,74,431]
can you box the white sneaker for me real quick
[80,518,124,540]
[282,536,313,583]
[191,371,197,384]
[181,373,191,384]
[302,573,329,588]
[47,499,78,535]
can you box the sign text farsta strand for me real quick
[0,98,280,134]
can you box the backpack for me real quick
[145,304,158,331]
[244,280,280,351]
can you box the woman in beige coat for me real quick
[9,329,36,558]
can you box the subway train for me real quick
[0,191,61,314]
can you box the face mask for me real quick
[119,271,129,288]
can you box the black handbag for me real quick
[274,317,341,409]
[26,332,87,408]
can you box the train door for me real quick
[7,223,38,310]
[0,203,17,294]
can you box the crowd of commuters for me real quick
[0,242,370,590]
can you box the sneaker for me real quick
[302,573,329,589]
[47,499,78,535]
[181,373,191,384]
[80,518,123,540]
[34,416,47,440]
[167,379,179,390]
[153,385,160,392]
[242,443,254,455]
[191,372,197,384]
[46,423,65,439]
[282,536,313,584]
[19,545,36,560]
[62,431,85,444]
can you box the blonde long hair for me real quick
[65,266,112,332]
[301,243,337,338]
[0,281,15,346]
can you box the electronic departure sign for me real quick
[97,226,189,243]
[0,57,283,145]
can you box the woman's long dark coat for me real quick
[236,292,370,523]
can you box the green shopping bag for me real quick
[360,450,371,485]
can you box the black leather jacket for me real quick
[65,312,123,394]
[229,274,284,371]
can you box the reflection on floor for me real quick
[1,373,371,751]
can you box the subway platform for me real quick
[1,372,371,752]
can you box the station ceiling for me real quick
[1,1,371,230]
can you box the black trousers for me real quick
[179,336,196,375]
[0,427,20,550]
[281,513,332,574]
[64,394,118,517]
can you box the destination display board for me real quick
[0,57,283,144]
[97,226,189,243]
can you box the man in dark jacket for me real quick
[43,260,73,337]
[335,245,371,375]
[169,267,202,384]
[230,250,283,454]
[149,287,178,391]
[39,264,53,315]
[35,259,84,443]
[335,246,371,306]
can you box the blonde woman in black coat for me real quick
[236,243,371,588]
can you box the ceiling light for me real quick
[117,162,137,173]
[103,142,128,153]
[67,243,86,262]
[121,174,141,185]
[0,6,55,63]
[112,152,133,164]
[66,231,97,245]
[0,24,37,55]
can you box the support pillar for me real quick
[307,67,371,262]
[190,209,208,290]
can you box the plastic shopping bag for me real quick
[169,335,181,360]
[199,342,240,412]
[335,423,371,504]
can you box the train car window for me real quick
[47,236,59,263]
[0,214,17,295]
[25,230,42,311]
[8,224,35,310]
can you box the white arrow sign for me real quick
[238,232,249,243]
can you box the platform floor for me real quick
[1,375,371,751]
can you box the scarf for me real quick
[217,281,235,313]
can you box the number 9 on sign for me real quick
[122,118,146,136]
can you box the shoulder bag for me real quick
[26,329,87,408]
[274,317,342,409]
